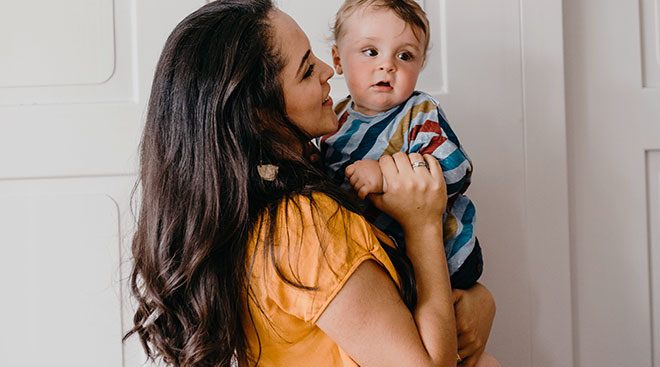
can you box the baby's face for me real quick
[333,7,425,116]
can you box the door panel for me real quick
[0,0,115,88]
[0,0,205,178]
[650,151,660,366]
[0,192,123,367]
[0,1,205,366]
[640,0,660,88]
[564,0,660,365]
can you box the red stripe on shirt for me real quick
[409,120,447,154]
[419,135,448,155]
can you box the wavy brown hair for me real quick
[124,1,416,366]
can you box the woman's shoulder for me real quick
[283,192,342,214]
[276,192,374,246]
[277,192,348,221]
[248,192,398,323]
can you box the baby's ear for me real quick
[331,45,343,75]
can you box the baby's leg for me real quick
[471,352,501,367]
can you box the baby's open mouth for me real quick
[375,81,391,87]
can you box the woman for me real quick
[125,1,496,366]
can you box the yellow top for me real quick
[243,193,400,366]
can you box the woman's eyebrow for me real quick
[296,49,311,77]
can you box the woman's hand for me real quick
[368,152,447,231]
[454,283,496,366]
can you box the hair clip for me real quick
[257,164,279,181]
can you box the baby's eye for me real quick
[397,52,414,61]
[362,48,378,57]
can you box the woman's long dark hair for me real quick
[124,1,416,366]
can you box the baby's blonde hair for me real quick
[332,0,430,54]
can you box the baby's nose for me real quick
[378,58,396,72]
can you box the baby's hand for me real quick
[345,159,384,199]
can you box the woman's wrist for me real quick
[403,224,444,257]
[403,224,449,293]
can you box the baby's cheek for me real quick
[346,70,368,89]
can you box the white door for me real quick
[564,0,660,365]
[0,1,571,366]
[0,1,205,366]
[280,0,571,365]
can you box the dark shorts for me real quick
[450,238,483,290]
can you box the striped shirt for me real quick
[320,91,477,275]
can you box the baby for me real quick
[320,2,500,364]
[320,0,483,291]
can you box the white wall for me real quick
[564,0,660,365]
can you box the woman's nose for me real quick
[320,60,334,82]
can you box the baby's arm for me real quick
[345,159,384,199]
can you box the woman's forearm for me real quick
[405,225,457,367]
[370,152,454,366]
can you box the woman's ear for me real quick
[331,45,343,75]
